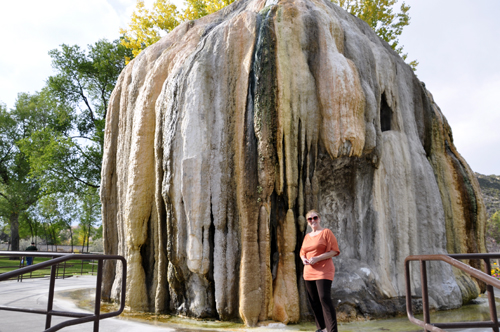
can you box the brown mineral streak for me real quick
[100,70,125,300]
[258,204,272,321]
[424,89,487,298]
[272,1,312,322]
[124,46,182,308]
[230,12,262,327]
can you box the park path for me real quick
[0,276,176,332]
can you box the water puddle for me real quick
[56,289,500,332]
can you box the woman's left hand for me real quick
[309,257,317,265]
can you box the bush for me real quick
[90,238,103,253]
[19,237,44,251]
[487,211,500,243]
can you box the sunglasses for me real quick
[307,216,319,221]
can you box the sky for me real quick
[397,0,500,176]
[0,0,499,175]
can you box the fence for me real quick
[0,251,126,332]
[0,243,100,253]
[0,254,101,281]
[405,253,500,332]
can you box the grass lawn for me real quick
[0,255,98,280]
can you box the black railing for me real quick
[0,251,126,332]
[405,253,500,332]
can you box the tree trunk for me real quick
[9,212,20,260]
[51,227,58,252]
[81,233,86,253]
[28,219,34,241]
[33,221,37,243]
[69,228,74,253]
[44,224,49,251]
[87,224,91,252]
[10,212,19,251]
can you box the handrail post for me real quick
[405,259,413,319]
[93,259,103,332]
[485,258,499,332]
[45,261,58,330]
[18,256,24,282]
[17,258,20,282]
[420,260,430,332]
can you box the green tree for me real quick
[332,0,417,69]
[93,224,103,240]
[36,195,68,251]
[0,100,44,251]
[19,211,42,243]
[31,193,80,251]
[6,39,126,252]
[20,39,131,194]
[77,187,101,252]
[0,219,9,244]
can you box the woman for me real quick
[300,209,340,332]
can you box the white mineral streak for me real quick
[181,60,212,274]
[372,132,414,298]
[101,0,487,325]
[272,1,318,322]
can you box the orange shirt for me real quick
[300,229,340,281]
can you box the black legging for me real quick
[304,279,338,332]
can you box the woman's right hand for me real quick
[301,257,310,265]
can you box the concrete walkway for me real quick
[0,276,306,332]
[0,276,176,332]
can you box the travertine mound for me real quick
[100,0,487,325]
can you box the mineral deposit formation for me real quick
[101,0,487,325]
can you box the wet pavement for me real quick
[1,275,500,332]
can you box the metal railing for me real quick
[0,251,126,332]
[405,253,500,332]
[0,254,100,281]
